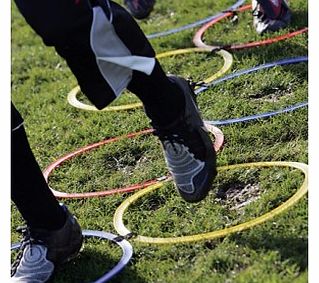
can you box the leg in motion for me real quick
[252,0,292,34]
[11,103,83,282]
[104,2,217,202]
[123,0,156,19]
[49,0,217,203]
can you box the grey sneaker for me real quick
[153,76,217,203]
[124,0,156,19]
[11,205,83,283]
[252,0,292,34]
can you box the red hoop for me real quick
[193,4,308,51]
[43,124,224,199]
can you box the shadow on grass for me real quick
[234,41,308,65]
[231,233,308,272]
[52,246,147,283]
[290,8,308,28]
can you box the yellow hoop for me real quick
[67,48,233,112]
[113,161,308,244]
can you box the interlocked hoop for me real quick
[192,56,308,126]
[67,48,233,112]
[113,161,308,244]
[11,230,133,283]
[146,0,246,39]
[42,123,224,199]
[193,4,308,51]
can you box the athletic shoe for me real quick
[252,0,292,34]
[11,205,83,282]
[153,75,217,203]
[124,0,156,19]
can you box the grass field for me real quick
[11,0,308,282]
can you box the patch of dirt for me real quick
[249,85,293,102]
[216,182,262,211]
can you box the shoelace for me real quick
[11,226,43,276]
[154,121,204,159]
[158,133,184,153]
[155,131,185,154]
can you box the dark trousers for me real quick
[12,0,184,229]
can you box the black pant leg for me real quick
[11,103,66,230]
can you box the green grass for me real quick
[11,0,308,282]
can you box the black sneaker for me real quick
[11,205,83,282]
[124,0,156,19]
[153,76,217,203]
[252,0,292,34]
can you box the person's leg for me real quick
[69,0,217,202]
[252,0,292,34]
[11,103,66,230]
[11,104,83,281]
[107,1,186,126]
[124,0,156,19]
[57,0,216,202]
[14,0,216,204]
[53,0,185,128]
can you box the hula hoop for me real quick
[193,4,308,51]
[67,48,233,112]
[207,101,308,126]
[11,229,133,283]
[42,123,224,199]
[113,161,308,244]
[146,0,246,39]
[192,56,308,126]
[157,48,233,85]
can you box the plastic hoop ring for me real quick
[193,56,308,125]
[67,48,233,112]
[157,48,233,85]
[11,229,133,283]
[193,4,308,51]
[206,101,308,126]
[42,123,224,199]
[146,0,245,39]
[113,161,308,244]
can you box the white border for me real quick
[5,0,314,281]
[0,0,11,282]
[308,0,318,282]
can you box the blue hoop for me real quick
[146,0,245,39]
[193,56,308,126]
[11,229,133,283]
